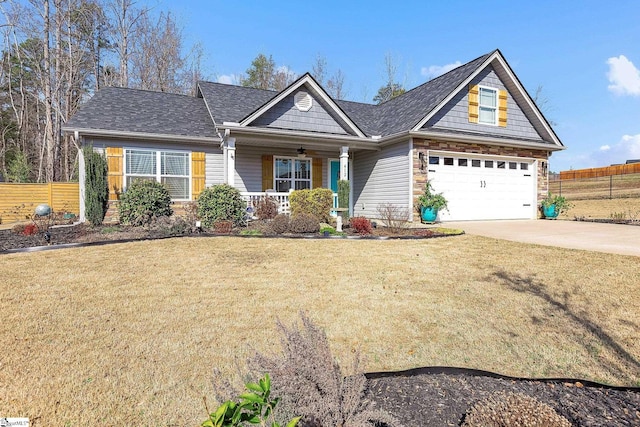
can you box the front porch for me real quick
[240,191,339,216]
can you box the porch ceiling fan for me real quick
[296,146,306,155]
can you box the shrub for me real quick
[83,146,109,226]
[337,180,349,209]
[213,220,233,234]
[288,213,319,233]
[247,312,400,427]
[12,223,26,235]
[462,391,572,427]
[149,216,190,236]
[197,184,245,228]
[350,217,372,235]
[118,179,172,226]
[289,188,333,223]
[202,373,300,427]
[254,196,279,220]
[376,203,409,232]
[22,223,38,236]
[268,214,290,235]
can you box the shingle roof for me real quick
[64,87,218,138]
[196,81,277,124]
[66,50,509,141]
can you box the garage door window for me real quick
[458,159,468,167]
[509,162,517,170]
[472,159,481,167]
[497,161,506,169]
[485,160,494,168]
[444,157,454,166]
[520,163,529,170]
[429,156,439,165]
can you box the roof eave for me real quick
[410,130,565,152]
[221,125,379,150]
[63,126,221,145]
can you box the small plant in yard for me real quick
[118,179,173,226]
[376,203,410,232]
[289,188,333,222]
[350,216,372,235]
[22,223,38,236]
[202,373,300,427]
[267,214,290,235]
[288,213,320,233]
[540,192,572,216]
[254,196,279,220]
[239,229,262,236]
[198,184,246,227]
[11,223,26,235]
[416,180,448,212]
[246,312,400,427]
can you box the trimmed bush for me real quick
[350,216,372,235]
[289,213,320,233]
[118,179,173,226]
[268,214,290,234]
[197,184,245,228]
[83,146,109,226]
[254,196,278,220]
[289,188,333,222]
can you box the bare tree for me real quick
[311,53,327,85]
[326,69,346,100]
[107,0,147,88]
[373,52,406,104]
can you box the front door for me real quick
[330,160,340,193]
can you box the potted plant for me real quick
[540,192,572,219]
[417,180,448,223]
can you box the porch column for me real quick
[340,146,349,180]
[226,137,236,186]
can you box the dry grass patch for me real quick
[1,236,639,426]
[559,197,640,220]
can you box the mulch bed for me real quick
[365,369,640,426]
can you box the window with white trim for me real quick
[124,149,190,200]
[478,87,497,125]
[274,157,311,192]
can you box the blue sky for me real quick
[160,1,638,172]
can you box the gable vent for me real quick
[294,91,313,112]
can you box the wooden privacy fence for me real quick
[549,173,640,200]
[0,183,79,223]
[559,163,640,180]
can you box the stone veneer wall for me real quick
[412,138,550,221]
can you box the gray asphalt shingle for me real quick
[66,50,523,141]
[65,87,218,138]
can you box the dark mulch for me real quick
[574,217,640,226]
[365,369,640,426]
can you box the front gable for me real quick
[413,50,563,147]
[239,74,366,137]
[425,65,543,141]
[251,87,351,135]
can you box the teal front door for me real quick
[330,160,340,193]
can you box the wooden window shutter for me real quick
[312,157,322,189]
[105,147,123,200]
[261,155,273,191]
[191,152,206,200]
[498,90,508,127]
[468,84,479,123]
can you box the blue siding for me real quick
[425,66,542,140]
[252,89,349,135]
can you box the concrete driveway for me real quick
[444,220,640,257]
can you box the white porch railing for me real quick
[240,191,339,217]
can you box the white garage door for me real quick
[427,152,536,221]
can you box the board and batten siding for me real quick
[426,66,542,141]
[353,140,411,219]
[252,89,349,135]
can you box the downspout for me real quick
[76,130,86,223]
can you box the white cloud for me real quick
[217,74,236,85]
[606,55,640,96]
[594,134,640,165]
[421,61,462,79]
